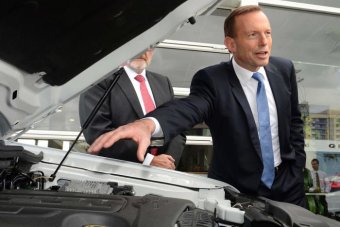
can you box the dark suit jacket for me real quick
[148,56,306,194]
[79,70,186,167]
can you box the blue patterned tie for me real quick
[253,72,275,189]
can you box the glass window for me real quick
[149,48,229,87]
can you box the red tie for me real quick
[135,75,155,113]
[135,75,157,155]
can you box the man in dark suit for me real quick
[88,6,306,206]
[79,49,186,169]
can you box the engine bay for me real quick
[1,141,339,227]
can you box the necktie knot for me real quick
[135,74,145,83]
[252,72,264,83]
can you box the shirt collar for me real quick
[124,66,146,81]
[232,58,267,84]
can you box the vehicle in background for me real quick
[330,175,340,192]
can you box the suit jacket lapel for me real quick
[118,71,144,118]
[265,61,288,152]
[264,63,285,122]
[226,61,262,157]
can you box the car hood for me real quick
[0,0,220,140]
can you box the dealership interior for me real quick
[15,0,340,218]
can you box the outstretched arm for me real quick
[88,119,156,162]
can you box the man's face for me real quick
[128,49,154,74]
[311,161,319,171]
[224,11,272,72]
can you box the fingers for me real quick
[151,155,176,170]
[88,119,155,161]
[88,130,120,153]
[168,155,175,163]
[136,139,150,162]
[169,162,175,170]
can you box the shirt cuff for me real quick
[142,153,154,166]
[144,117,164,137]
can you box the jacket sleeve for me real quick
[155,75,187,167]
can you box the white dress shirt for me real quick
[124,66,156,115]
[310,169,330,192]
[232,59,281,167]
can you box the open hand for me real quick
[88,119,156,162]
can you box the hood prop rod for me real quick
[49,67,124,182]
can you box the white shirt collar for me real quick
[232,58,267,84]
[124,66,146,81]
